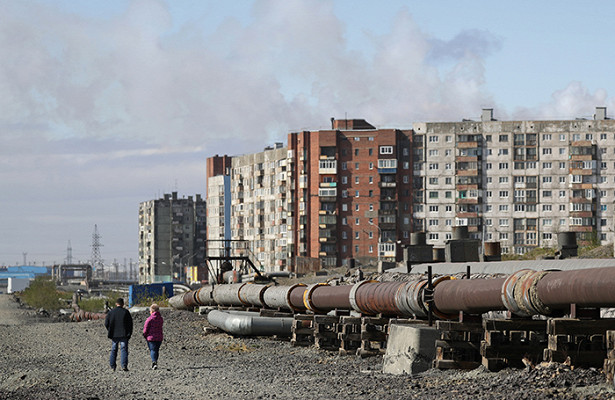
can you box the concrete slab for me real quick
[383,322,440,375]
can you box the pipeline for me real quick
[168,266,615,320]
[207,309,294,336]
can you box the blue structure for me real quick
[0,266,50,285]
[128,282,174,308]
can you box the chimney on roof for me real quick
[594,107,607,120]
[330,117,335,129]
[481,108,494,122]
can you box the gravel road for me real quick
[1,293,615,399]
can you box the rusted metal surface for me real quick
[195,285,215,306]
[262,283,306,311]
[395,279,429,318]
[288,284,308,311]
[433,277,506,315]
[305,284,352,313]
[536,267,615,309]
[353,281,405,316]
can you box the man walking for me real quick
[104,297,133,371]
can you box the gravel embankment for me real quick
[1,293,615,399]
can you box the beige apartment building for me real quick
[227,144,290,272]
[413,107,615,255]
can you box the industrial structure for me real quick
[138,192,207,284]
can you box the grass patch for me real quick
[133,294,170,308]
[18,277,64,311]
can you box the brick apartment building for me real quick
[286,119,413,269]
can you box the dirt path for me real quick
[1,293,614,399]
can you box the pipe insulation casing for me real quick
[433,278,507,315]
[305,284,353,313]
[238,283,270,308]
[207,310,294,336]
[196,285,216,306]
[213,283,247,306]
[395,280,429,318]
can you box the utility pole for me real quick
[91,224,104,279]
[66,240,73,264]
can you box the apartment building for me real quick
[287,119,413,269]
[226,143,290,272]
[206,155,232,257]
[413,107,615,255]
[138,192,207,283]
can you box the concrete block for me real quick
[383,323,440,375]
[377,261,397,273]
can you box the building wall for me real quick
[229,144,289,272]
[138,192,206,283]
[288,120,413,268]
[414,107,615,255]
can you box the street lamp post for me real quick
[176,253,196,283]
[369,221,382,265]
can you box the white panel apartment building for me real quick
[229,144,290,272]
[413,107,615,255]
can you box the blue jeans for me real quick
[148,341,162,363]
[110,338,129,369]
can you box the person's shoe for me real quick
[122,367,129,372]
[152,362,157,370]
[111,365,116,372]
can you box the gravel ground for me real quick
[1,293,615,400]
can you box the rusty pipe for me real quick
[536,267,615,309]
[303,283,352,313]
[433,277,506,315]
[350,281,405,316]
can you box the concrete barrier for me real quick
[383,323,440,375]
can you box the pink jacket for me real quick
[143,311,164,342]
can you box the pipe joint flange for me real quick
[514,271,546,316]
[349,280,378,314]
[501,269,533,317]
[303,283,329,313]
[527,270,552,315]
[430,276,459,321]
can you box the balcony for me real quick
[379,181,397,188]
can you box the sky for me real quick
[1,0,614,267]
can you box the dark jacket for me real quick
[143,311,164,342]
[104,306,133,340]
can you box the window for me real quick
[499,162,509,169]
[499,233,509,240]
[485,205,492,212]
[341,162,347,170]
[428,233,439,240]
[542,134,552,140]
[445,191,452,198]
[378,159,397,169]
[370,176,374,184]
[499,135,508,142]
[429,163,439,170]
[499,205,509,211]
[446,135,452,142]
[428,136,438,143]
[354,149,359,156]
[542,204,552,211]
[499,177,509,183]
[542,162,552,169]
[429,205,439,212]
[429,191,439,199]
[485,219,492,226]
[601,133,607,140]
[499,149,509,155]
[355,204,360,211]
[354,137,360,141]
[445,163,452,170]
[559,162,566,169]
[499,219,509,226]
[429,177,439,185]
[355,163,359,170]
[355,176,359,184]
[542,190,552,197]
[559,148,566,155]
[355,190,360,197]
[355,218,360,225]
[429,149,439,156]
[542,176,552,183]
[355,231,360,239]
[485,163,492,170]
[445,177,452,185]
[542,219,552,226]
[559,176,566,183]
[499,190,509,198]
[445,149,452,156]
[559,134,566,141]
[380,146,393,154]
[429,219,439,226]
[369,162,374,170]
[369,148,373,156]
[542,148,552,155]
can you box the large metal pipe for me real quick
[433,277,506,315]
[207,310,294,336]
[213,283,247,306]
[238,283,270,308]
[304,283,353,313]
[262,283,306,311]
[536,267,615,309]
[350,281,405,316]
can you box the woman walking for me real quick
[143,303,164,370]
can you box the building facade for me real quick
[413,107,615,255]
[287,119,413,269]
[206,155,232,258]
[138,192,207,283]
[226,143,290,272]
